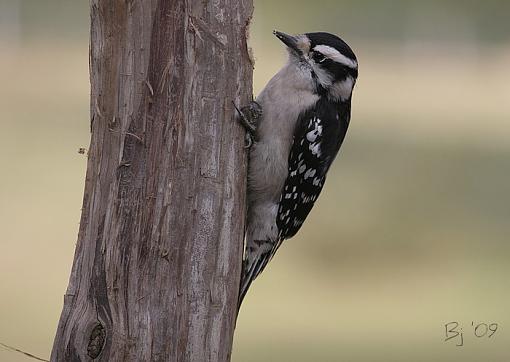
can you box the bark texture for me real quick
[51,1,253,361]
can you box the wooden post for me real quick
[51,1,253,361]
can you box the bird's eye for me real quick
[312,51,326,64]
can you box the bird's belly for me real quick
[248,138,289,204]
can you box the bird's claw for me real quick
[233,101,262,148]
[244,133,253,148]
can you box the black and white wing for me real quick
[276,100,351,243]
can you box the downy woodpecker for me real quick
[237,31,358,308]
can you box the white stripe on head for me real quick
[313,45,358,69]
[329,75,355,101]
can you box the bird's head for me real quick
[274,30,358,102]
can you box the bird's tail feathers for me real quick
[237,243,273,311]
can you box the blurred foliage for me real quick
[3,0,510,44]
[254,0,510,43]
[1,1,509,361]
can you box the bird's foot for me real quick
[233,101,262,148]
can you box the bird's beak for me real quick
[273,30,301,54]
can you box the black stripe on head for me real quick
[306,32,357,64]
[322,58,358,82]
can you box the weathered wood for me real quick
[51,1,253,361]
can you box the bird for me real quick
[236,30,358,309]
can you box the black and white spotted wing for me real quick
[276,99,351,243]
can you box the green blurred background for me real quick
[1,1,509,361]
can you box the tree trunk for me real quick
[51,1,253,361]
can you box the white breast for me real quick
[247,62,319,204]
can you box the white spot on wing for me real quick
[306,130,318,142]
[304,168,316,180]
[309,142,321,157]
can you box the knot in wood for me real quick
[87,323,106,359]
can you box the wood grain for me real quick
[51,0,253,360]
